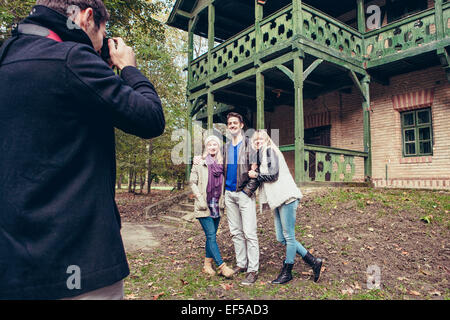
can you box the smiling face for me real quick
[252,131,269,150]
[227,116,244,137]
[206,140,220,157]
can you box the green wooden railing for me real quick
[189,3,364,90]
[444,3,450,37]
[279,144,368,183]
[364,4,450,67]
[189,3,449,90]
[302,4,364,62]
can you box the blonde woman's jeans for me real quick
[274,199,307,264]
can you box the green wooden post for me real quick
[293,0,303,35]
[255,1,263,51]
[362,76,372,181]
[187,19,194,84]
[255,1,265,130]
[207,1,215,130]
[357,0,366,33]
[208,1,215,70]
[293,0,304,185]
[256,72,265,130]
[435,0,444,41]
[294,56,305,185]
[207,91,214,130]
[186,102,193,180]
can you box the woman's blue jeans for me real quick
[198,217,224,267]
[274,199,308,264]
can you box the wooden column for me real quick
[256,72,265,130]
[207,91,214,130]
[207,1,215,130]
[292,0,303,35]
[186,101,193,180]
[255,1,264,130]
[187,19,194,84]
[294,56,305,185]
[292,0,304,185]
[435,0,445,41]
[357,0,366,33]
[362,76,372,181]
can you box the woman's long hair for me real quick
[202,136,224,165]
[250,130,282,158]
[250,130,283,174]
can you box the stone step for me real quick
[168,209,194,218]
[178,202,195,211]
[159,215,183,224]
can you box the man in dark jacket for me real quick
[0,0,165,299]
[222,112,260,285]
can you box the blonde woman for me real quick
[189,135,234,278]
[249,130,323,284]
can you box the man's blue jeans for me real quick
[198,217,224,266]
[274,199,308,264]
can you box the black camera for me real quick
[100,37,111,63]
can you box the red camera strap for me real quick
[46,29,62,42]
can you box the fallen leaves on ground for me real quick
[153,292,165,300]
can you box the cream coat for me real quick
[259,147,303,210]
[189,160,225,218]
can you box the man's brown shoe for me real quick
[233,266,247,274]
[241,272,258,285]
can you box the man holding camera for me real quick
[0,0,165,299]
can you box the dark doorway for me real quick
[304,125,331,181]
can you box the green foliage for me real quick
[0,0,188,190]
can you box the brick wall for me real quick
[370,66,450,190]
[263,66,450,190]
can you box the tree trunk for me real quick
[140,174,145,194]
[117,174,123,190]
[147,140,153,194]
[132,171,137,194]
[128,168,133,193]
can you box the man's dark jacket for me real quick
[223,135,260,197]
[0,6,165,299]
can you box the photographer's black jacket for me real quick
[0,6,165,299]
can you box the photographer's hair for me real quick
[35,0,110,29]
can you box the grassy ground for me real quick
[119,187,450,300]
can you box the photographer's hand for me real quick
[109,37,137,70]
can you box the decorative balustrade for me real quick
[189,4,363,90]
[189,3,449,90]
[301,4,364,61]
[365,4,450,66]
[279,144,368,183]
[259,6,294,52]
[364,8,437,65]
[304,145,367,182]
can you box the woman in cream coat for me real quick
[190,135,234,278]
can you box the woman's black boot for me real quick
[302,252,323,282]
[271,262,294,284]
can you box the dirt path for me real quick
[121,222,176,252]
